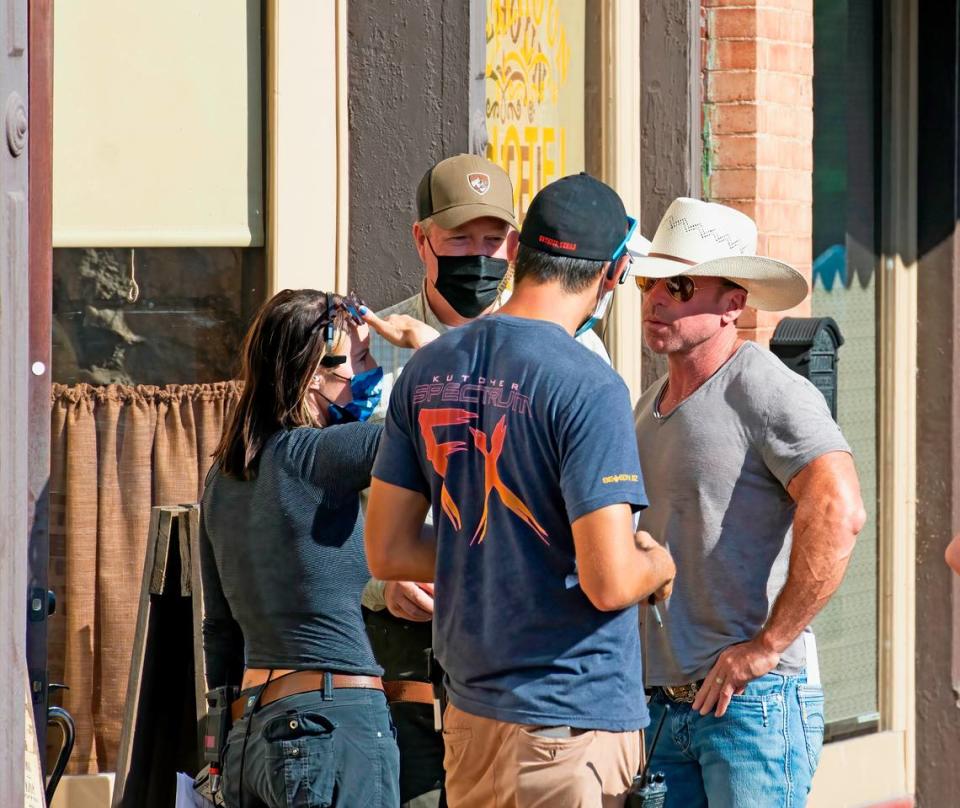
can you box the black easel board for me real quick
[112,504,207,808]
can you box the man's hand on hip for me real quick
[384,581,435,622]
[691,638,781,718]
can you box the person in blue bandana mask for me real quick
[198,289,400,808]
[319,364,384,425]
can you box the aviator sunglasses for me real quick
[634,275,699,302]
[635,275,745,303]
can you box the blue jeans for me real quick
[221,688,400,807]
[645,672,825,808]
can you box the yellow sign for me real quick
[485,0,586,222]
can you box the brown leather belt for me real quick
[231,671,384,722]
[383,679,435,705]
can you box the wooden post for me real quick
[0,0,32,801]
[26,0,54,762]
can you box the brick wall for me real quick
[702,0,813,345]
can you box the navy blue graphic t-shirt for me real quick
[373,315,650,731]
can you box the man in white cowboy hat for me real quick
[631,197,867,806]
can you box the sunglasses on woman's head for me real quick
[317,290,368,367]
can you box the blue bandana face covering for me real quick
[575,288,614,338]
[323,366,384,425]
[574,216,638,338]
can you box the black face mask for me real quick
[427,238,510,318]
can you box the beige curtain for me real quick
[49,382,241,774]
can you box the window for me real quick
[53,248,264,386]
[484,0,587,222]
[810,0,881,739]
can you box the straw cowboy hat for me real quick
[628,197,809,311]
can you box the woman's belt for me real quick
[231,671,384,722]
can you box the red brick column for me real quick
[702,0,813,345]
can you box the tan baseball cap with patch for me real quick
[416,154,518,230]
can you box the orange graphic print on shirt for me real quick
[418,408,476,530]
[417,408,549,545]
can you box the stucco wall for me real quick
[348,1,472,311]
[637,0,700,390]
[915,1,960,801]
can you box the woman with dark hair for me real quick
[199,288,399,807]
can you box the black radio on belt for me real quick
[203,685,237,764]
[626,771,667,808]
[625,706,669,807]
[203,685,238,795]
[426,649,447,731]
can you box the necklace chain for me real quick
[655,340,743,418]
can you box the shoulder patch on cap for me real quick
[467,172,490,195]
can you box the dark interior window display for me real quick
[53,247,265,386]
[810,0,881,738]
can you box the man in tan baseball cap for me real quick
[366,154,608,392]
[362,153,519,808]
[417,152,518,231]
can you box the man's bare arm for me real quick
[361,578,435,621]
[360,487,435,620]
[571,503,675,612]
[365,477,435,582]
[363,523,437,621]
[761,450,866,650]
[694,450,866,717]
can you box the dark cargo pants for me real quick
[221,687,400,807]
[390,702,445,808]
[364,609,445,807]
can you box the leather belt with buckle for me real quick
[661,680,705,703]
[383,679,435,705]
[231,671,384,722]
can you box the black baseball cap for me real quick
[519,173,629,261]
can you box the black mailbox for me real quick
[769,317,844,421]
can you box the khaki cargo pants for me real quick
[441,702,641,808]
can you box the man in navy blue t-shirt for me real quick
[366,174,676,808]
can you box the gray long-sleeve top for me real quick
[198,422,384,689]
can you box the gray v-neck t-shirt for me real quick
[634,341,851,685]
